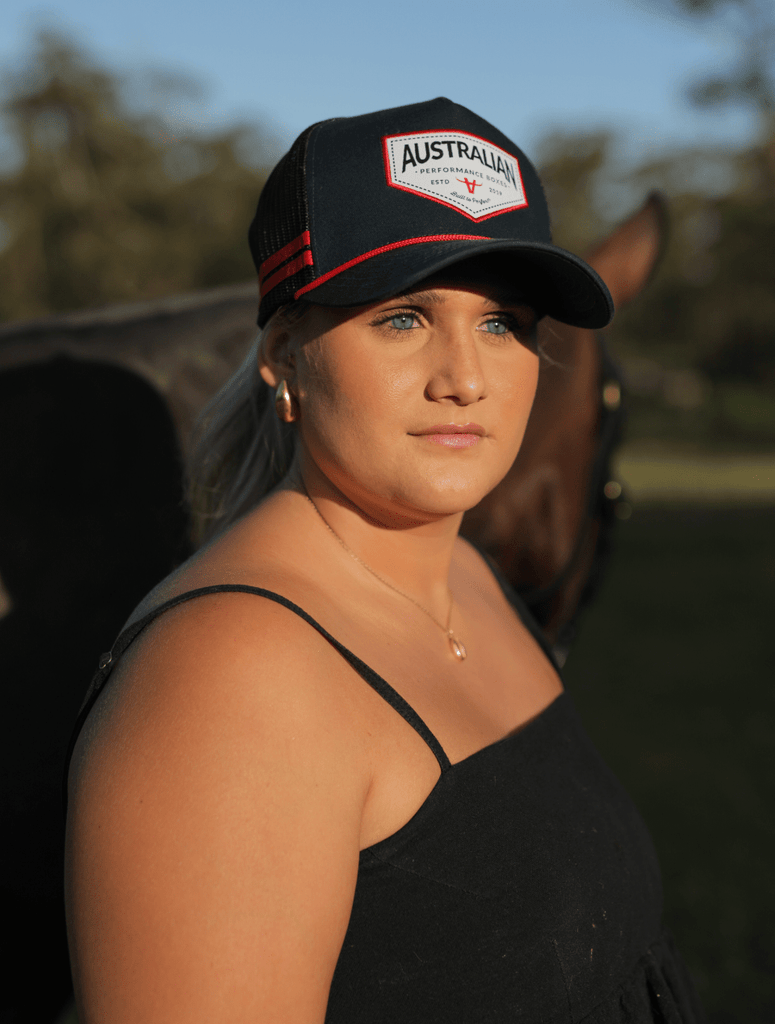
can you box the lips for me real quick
[411,423,486,449]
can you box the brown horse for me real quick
[462,192,666,661]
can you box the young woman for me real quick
[64,98,705,1023]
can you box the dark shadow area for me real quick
[564,504,775,1024]
[0,356,191,1024]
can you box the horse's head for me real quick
[462,193,667,657]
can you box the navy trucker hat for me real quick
[249,97,614,330]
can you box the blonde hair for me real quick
[186,303,309,546]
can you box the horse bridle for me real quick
[517,333,627,650]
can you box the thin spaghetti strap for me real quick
[63,584,450,814]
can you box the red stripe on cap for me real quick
[260,249,315,297]
[294,234,490,298]
[259,230,311,285]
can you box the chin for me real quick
[394,471,501,519]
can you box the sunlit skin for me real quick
[259,267,541,622]
[66,264,564,1024]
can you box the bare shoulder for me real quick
[71,588,362,777]
[66,590,369,1024]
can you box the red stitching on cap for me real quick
[294,234,490,298]
[260,249,315,297]
[259,230,311,285]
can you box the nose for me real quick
[424,320,487,406]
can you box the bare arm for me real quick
[65,593,369,1023]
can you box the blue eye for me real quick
[482,318,510,334]
[387,314,418,330]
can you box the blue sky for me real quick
[1,0,759,168]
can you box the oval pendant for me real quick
[449,635,467,661]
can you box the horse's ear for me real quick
[584,191,668,312]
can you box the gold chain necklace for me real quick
[303,493,467,661]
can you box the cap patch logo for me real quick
[383,130,527,222]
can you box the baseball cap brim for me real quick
[296,239,613,330]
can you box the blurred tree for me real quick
[539,127,775,446]
[535,130,614,255]
[620,0,775,440]
[635,0,775,188]
[543,0,775,444]
[0,30,271,322]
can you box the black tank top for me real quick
[64,580,706,1024]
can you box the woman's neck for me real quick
[283,458,464,620]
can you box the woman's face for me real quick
[268,262,541,526]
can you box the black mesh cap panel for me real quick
[250,123,319,327]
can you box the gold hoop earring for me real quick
[274,380,296,423]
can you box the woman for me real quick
[64,98,705,1022]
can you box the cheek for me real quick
[297,335,418,430]
[499,348,540,436]
[523,354,540,413]
[294,342,394,460]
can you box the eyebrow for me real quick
[390,287,533,309]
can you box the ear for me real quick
[258,319,297,389]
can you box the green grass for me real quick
[622,390,775,453]
[564,505,775,1024]
[614,452,775,504]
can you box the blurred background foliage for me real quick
[0,30,271,322]
[543,0,775,451]
[1,7,774,452]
